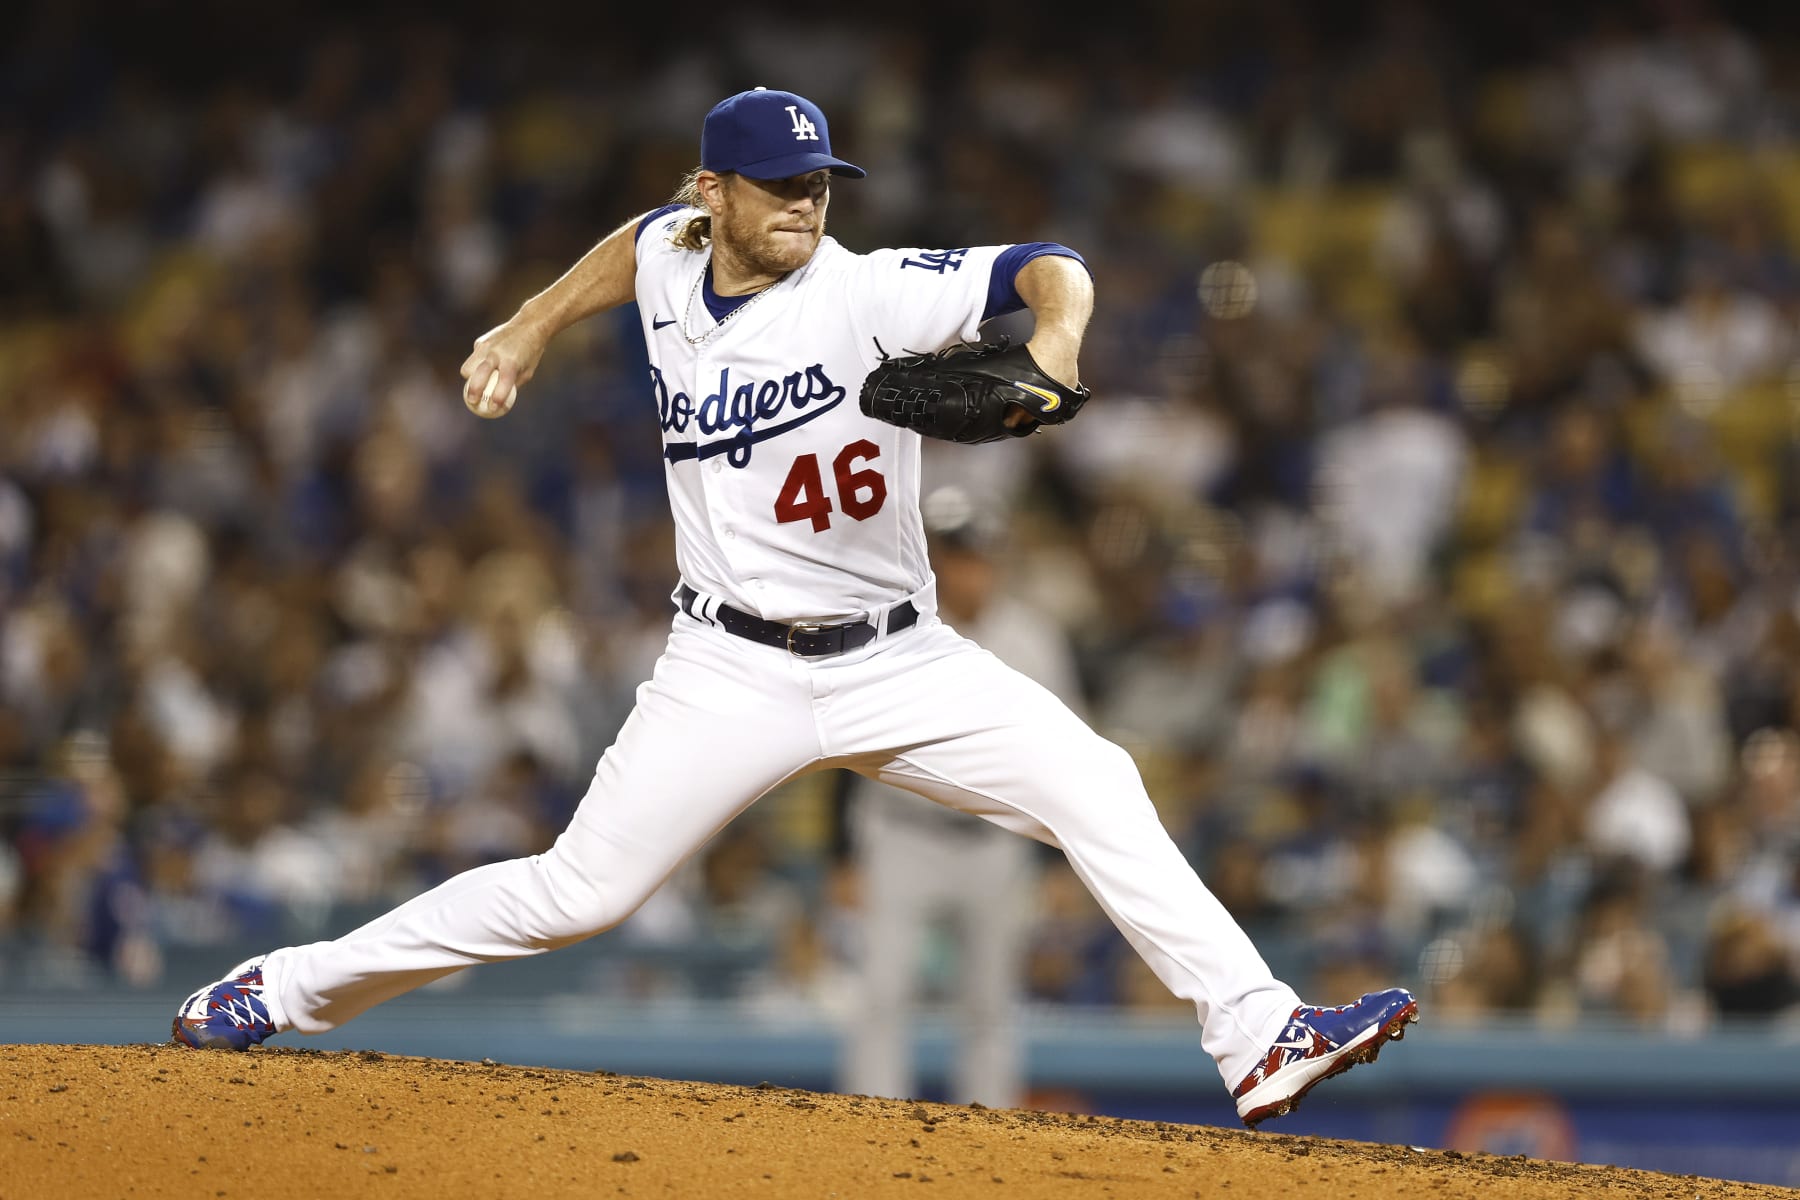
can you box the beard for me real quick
[714,196,825,279]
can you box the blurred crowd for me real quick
[4,1,1800,1030]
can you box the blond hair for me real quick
[668,167,733,251]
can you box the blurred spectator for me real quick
[304,756,432,904]
[1432,924,1540,1023]
[1313,337,1467,604]
[1634,255,1789,400]
[431,750,558,881]
[1023,861,1121,1007]
[1703,906,1800,1017]
[1568,869,1685,1027]
[190,768,337,936]
[1583,726,1692,875]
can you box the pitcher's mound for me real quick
[1,1043,1787,1199]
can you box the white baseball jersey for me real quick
[634,212,1006,622]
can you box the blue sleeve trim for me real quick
[982,243,1089,322]
[635,204,687,246]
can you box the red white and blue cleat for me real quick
[1233,988,1419,1129]
[170,956,279,1051]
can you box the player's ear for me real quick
[696,170,731,217]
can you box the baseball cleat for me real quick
[1233,988,1419,1129]
[170,956,279,1051]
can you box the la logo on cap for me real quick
[747,86,818,143]
[785,105,819,141]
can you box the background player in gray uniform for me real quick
[839,487,1078,1108]
[172,85,1417,1129]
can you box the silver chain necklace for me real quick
[681,253,784,346]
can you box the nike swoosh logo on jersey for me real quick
[652,316,677,330]
[1015,382,1061,412]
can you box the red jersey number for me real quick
[774,440,888,533]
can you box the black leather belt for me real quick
[678,584,918,658]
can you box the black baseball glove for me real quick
[859,338,1091,444]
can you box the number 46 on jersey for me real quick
[773,439,886,533]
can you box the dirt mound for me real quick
[1,1044,1789,1199]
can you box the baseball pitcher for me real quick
[171,87,1416,1128]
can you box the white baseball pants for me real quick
[261,613,1301,1090]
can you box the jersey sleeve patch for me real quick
[899,248,972,274]
[850,243,1008,363]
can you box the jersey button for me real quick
[711,461,723,474]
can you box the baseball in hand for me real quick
[469,370,518,419]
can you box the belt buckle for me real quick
[786,620,835,656]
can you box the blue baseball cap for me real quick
[701,88,866,181]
